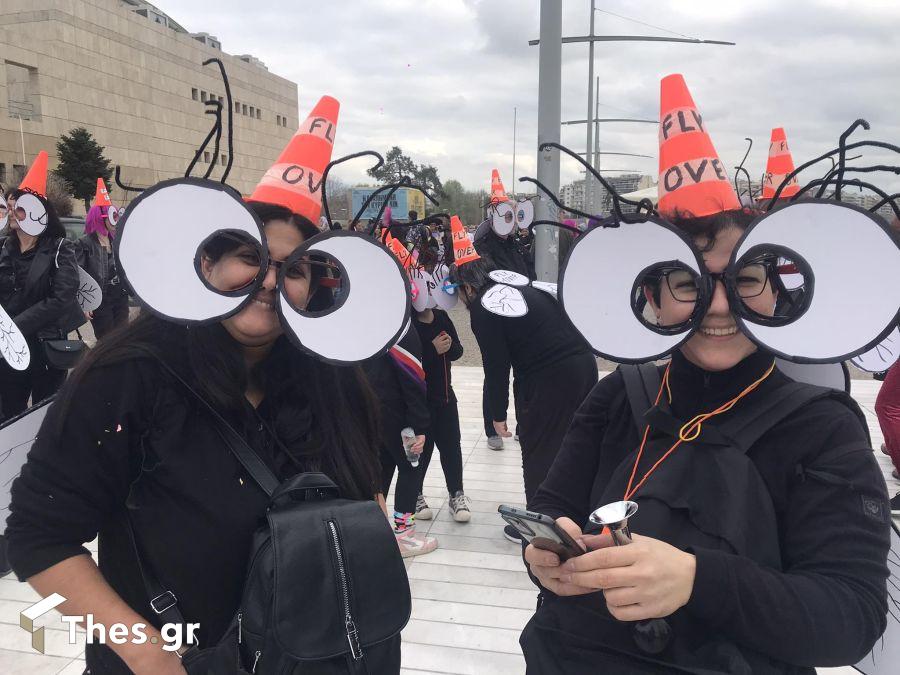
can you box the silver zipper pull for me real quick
[346,618,363,660]
[252,649,262,673]
[237,612,242,644]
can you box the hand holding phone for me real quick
[498,505,584,561]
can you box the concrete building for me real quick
[0,0,299,210]
[559,178,585,214]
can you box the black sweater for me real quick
[469,285,593,422]
[474,230,534,279]
[413,309,463,404]
[5,349,330,673]
[529,349,891,670]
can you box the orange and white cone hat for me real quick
[384,230,413,270]
[19,151,48,198]
[248,95,339,223]
[451,215,480,266]
[760,127,800,200]
[489,169,509,204]
[657,75,740,218]
[95,177,112,207]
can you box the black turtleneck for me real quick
[528,348,890,670]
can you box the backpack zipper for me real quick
[251,649,261,673]
[237,612,242,644]
[327,520,363,661]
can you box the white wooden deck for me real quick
[0,367,893,674]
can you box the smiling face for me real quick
[203,219,311,348]
[647,225,777,372]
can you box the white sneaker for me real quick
[449,490,471,523]
[487,436,504,451]
[396,527,439,558]
[415,494,433,520]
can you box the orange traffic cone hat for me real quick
[384,230,413,270]
[451,215,480,266]
[657,75,740,218]
[760,127,800,200]
[19,151,48,198]
[248,95,339,222]
[95,177,112,207]
[489,169,509,204]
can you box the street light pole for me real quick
[535,0,562,282]
[585,0,595,214]
[512,106,517,197]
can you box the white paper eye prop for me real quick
[515,199,535,230]
[107,205,123,228]
[76,267,103,312]
[276,230,410,364]
[850,325,899,373]
[490,202,516,236]
[115,178,266,324]
[0,193,7,228]
[432,264,458,311]
[12,192,48,236]
[0,303,29,371]
[731,200,900,363]
[560,216,704,363]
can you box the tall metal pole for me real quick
[593,75,600,211]
[512,106,517,197]
[18,115,26,165]
[584,0,595,214]
[535,0,562,282]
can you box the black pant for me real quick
[518,352,597,507]
[482,371,520,437]
[0,341,67,422]
[418,398,464,496]
[378,411,422,515]
[91,289,129,340]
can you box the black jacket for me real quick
[413,309,463,404]
[361,328,430,436]
[525,349,890,673]
[0,234,84,339]
[474,229,534,279]
[469,285,593,422]
[6,343,335,674]
[76,233,123,292]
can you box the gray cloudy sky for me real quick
[166,0,900,195]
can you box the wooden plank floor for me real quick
[0,367,893,674]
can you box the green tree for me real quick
[367,146,444,200]
[415,164,444,199]
[54,127,113,212]
[440,179,486,227]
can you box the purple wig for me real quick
[84,205,111,237]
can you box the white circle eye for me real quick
[732,201,900,363]
[516,200,534,229]
[850,326,899,373]
[116,178,265,324]
[491,202,515,236]
[13,192,48,236]
[107,206,122,228]
[0,193,8,227]
[277,231,410,364]
[560,216,703,363]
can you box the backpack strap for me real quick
[620,363,663,436]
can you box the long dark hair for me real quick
[57,202,383,500]
[7,188,67,244]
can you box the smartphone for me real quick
[498,505,583,561]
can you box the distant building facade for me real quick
[0,0,299,209]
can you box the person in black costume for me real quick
[452,255,597,541]
[77,205,129,339]
[0,188,83,422]
[520,207,891,674]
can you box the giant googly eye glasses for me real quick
[114,177,411,364]
[10,192,48,236]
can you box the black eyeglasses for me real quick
[662,262,774,303]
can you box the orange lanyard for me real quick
[623,360,776,502]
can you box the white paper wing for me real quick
[774,358,850,393]
[76,266,103,312]
[489,269,530,287]
[0,303,30,371]
[853,523,900,675]
[531,281,558,299]
[0,399,51,524]
[850,327,900,373]
[480,284,528,317]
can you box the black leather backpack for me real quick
[130,353,411,674]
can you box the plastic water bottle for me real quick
[401,427,419,467]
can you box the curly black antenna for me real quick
[370,180,439,235]
[114,165,146,194]
[835,119,870,200]
[320,151,385,229]
[185,98,223,179]
[530,219,584,234]
[517,176,595,221]
[811,157,883,198]
[202,58,234,183]
[789,178,900,221]
[350,179,410,233]
[734,138,753,199]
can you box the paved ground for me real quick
[0,366,893,673]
